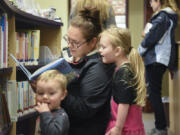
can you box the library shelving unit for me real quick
[0,0,63,134]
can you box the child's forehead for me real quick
[37,79,61,89]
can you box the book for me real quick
[6,80,18,121]
[31,30,40,65]
[10,53,75,81]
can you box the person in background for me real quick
[99,26,146,135]
[62,7,114,135]
[69,0,116,29]
[34,70,69,135]
[138,0,180,135]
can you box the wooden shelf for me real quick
[18,110,38,122]
[0,0,62,134]
[0,0,63,28]
[0,124,12,135]
[0,67,13,75]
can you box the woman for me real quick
[62,7,114,135]
[138,0,180,135]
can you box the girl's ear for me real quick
[115,46,122,56]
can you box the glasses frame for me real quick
[63,34,88,48]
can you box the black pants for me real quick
[145,63,167,130]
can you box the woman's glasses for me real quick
[63,35,87,48]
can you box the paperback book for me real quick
[10,54,75,81]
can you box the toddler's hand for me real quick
[35,102,50,113]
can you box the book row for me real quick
[1,80,36,122]
[16,30,40,66]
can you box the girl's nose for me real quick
[98,46,102,52]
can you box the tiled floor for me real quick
[143,112,155,135]
[143,112,172,135]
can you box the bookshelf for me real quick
[0,0,63,134]
[0,68,12,75]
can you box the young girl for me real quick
[35,70,69,135]
[99,26,146,135]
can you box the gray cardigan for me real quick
[39,108,69,135]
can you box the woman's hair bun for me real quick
[79,7,100,22]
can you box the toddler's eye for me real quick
[50,92,55,95]
[37,92,43,96]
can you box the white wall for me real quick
[37,0,69,50]
[128,0,144,48]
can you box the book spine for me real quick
[2,15,5,68]
[28,31,32,65]
[16,32,19,61]
[0,20,2,68]
[0,89,5,131]
[25,32,29,65]
[4,13,8,68]
[6,80,18,122]
[32,30,40,65]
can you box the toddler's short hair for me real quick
[37,70,67,91]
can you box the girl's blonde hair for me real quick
[37,70,67,91]
[74,0,114,28]
[100,26,147,106]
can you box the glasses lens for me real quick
[63,34,87,48]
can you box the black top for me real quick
[112,63,137,105]
[62,52,114,135]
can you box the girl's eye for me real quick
[101,46,105,49]
[99,45,105,49]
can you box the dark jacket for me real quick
[62,52,114,135]
[138,7,178,71]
